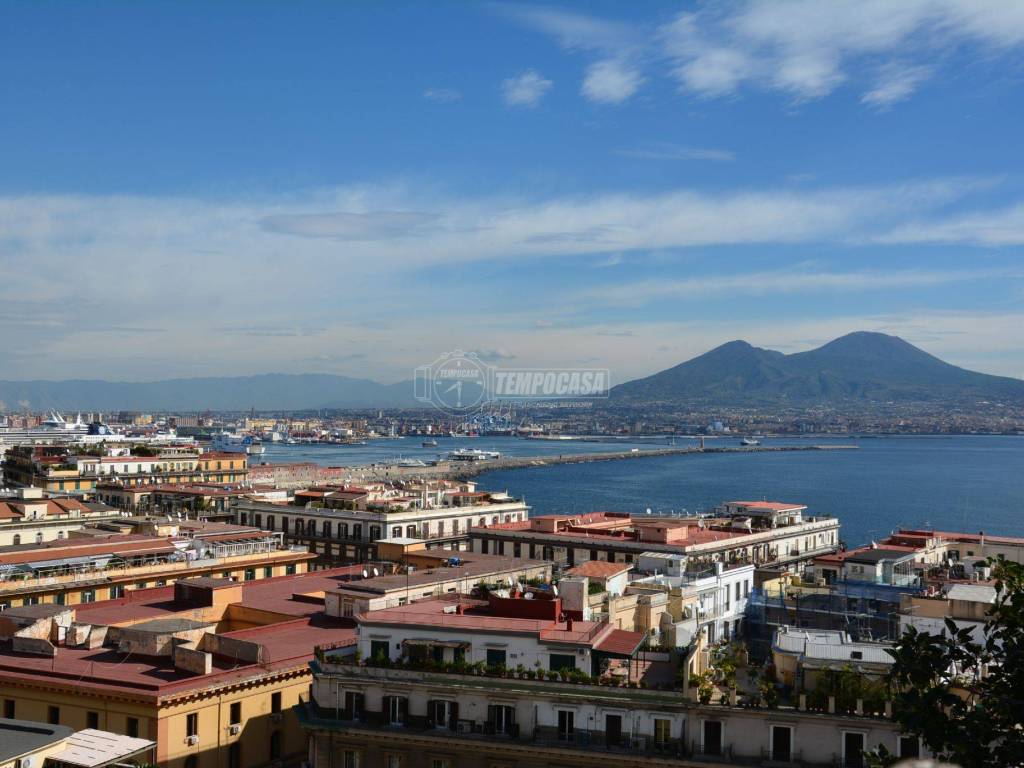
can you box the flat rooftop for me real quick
[0,718,74,761]
[334,552,547,595]
[0,567,361,700]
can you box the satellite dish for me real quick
[361,569,368,578]
[646,508,652,515]
[524,592,534,600]
[372,567,379,577]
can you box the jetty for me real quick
[344,444,858,481]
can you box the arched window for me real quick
[322,521,332,537]
[13,535,20,545]
[338,523,348,539]
[478,518,486,527]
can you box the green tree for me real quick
[877,557,1024,768]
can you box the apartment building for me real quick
[0,520,313,610]
[0,571,362,768]
[0,488,124,547]
[1,446,247,494]
[470,501,840,574]
[300,591,922,768]
[234,481,529,562]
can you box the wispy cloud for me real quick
[423,87,462,104]
[580,267,1020,306]
[260,210,438,240]
[878,202,1024,245]
[617,142,735,162]
[582,59,644,104]
[502,70,553,107]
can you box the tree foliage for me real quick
[879,556,1024,768]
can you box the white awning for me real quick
[48,729,155,767]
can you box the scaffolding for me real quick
[744,580,923,663]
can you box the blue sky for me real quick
[1,0,1023,385]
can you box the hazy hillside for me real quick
[611,332,1024,405]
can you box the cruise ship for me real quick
[0,411,90,443]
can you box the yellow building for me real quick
[0,570,361,768]
[0,718,154,768]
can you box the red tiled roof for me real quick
[594,628,645,656]
[565,561,632,579]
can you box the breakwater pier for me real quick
[346,443,858,481]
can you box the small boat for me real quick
[422,439,438,447]
[740,437,761,446]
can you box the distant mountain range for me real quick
[1,332,1020,412]
[0,373,418,412]
[610,332,1024,405]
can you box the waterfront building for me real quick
[234,481,529,562]
[0,520,313,610]
[300,590,924,768]
[0,488,124,547]
[469,501,840,575]
[1,446,247,495]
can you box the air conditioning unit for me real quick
[186,735,199,746]
[229,724,241,735]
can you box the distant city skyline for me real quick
[2,1,1023,383]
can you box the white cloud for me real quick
[879,202,1024,245]
[499,6,636,54]
[502,70,553,107]
[661,0,1024,103]
[423,88,462,103]
[617,142,735,162]
[862,63,932,107]
[581,59,644,104]
[580,267,1018,306]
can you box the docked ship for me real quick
[211,431,266,456]
[0,411,90,443]
[421,439,439,447]
[740,437,761,446]
[446,448,501,462]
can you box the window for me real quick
[371,640,390,661]
[285,563,296,575]
[36,532,43,544]
[127,717,139,738]
[605,713,622,746]
[264,566,273,578]
[735,582,741,600]
[406,525,416,538]
[843,732,865,768]
[392,526,402,537]
[385,755,403,768]
[385,696,407,726]
[898,736,921,759]
[87,711,99,729]
[267,516,275,530]
[270,730,282,759]
[48,705,59,724]
[230,701,241,725]
[343,751,360,768]
[430,760,447,768]
[55,592,66,605]
[343,691,364,720]
[486,648,507,667]
[702,721,722,756]
[557,710,575,741]
[549,653,576,672]
[111,585,125,598]
[429,700,457,730]
[743,580,750,597]
[771,725,792,762]
[488,705,515,735]
[186,713,198,737]
[12,535,20,545]
[244,568,256,581]
[3,699,14,719]
[654,718,671,745]
[323,521,332,537]
[271,692,282,714]
[282,518,289,533]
